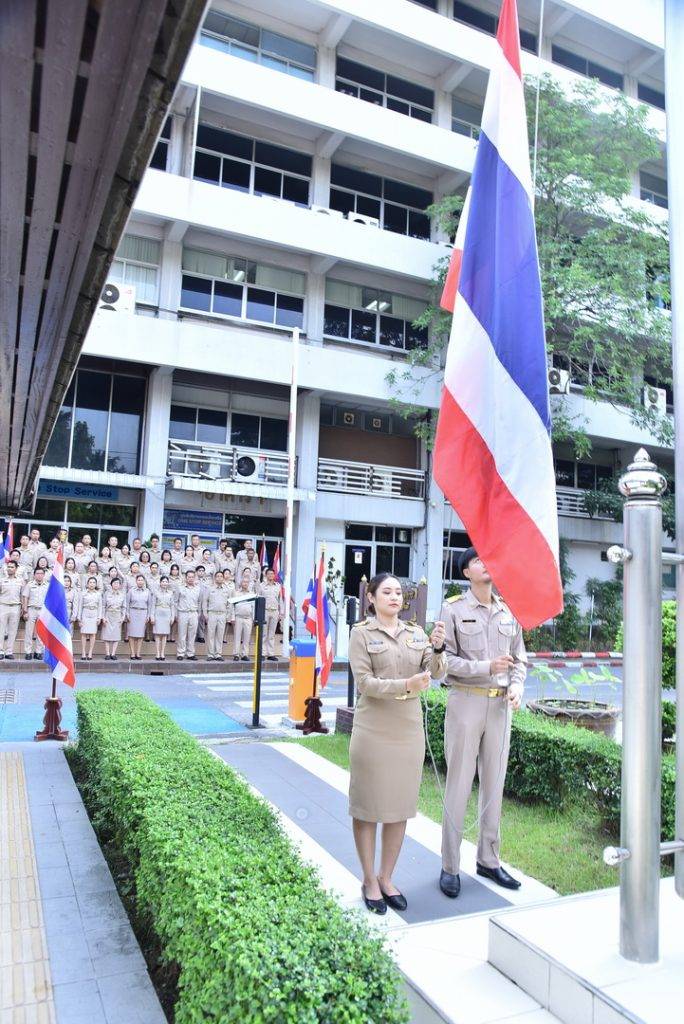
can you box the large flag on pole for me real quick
[433,0,562,629]
[309,554,333,688]
[36,547,76,687]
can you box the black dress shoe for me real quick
[25,654,32,661]
[439,869,461,898]
[378,885,407,912]
[476,864,521,890]
[361,885,387,915]
[5,654,14,660]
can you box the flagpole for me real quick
[664,0,684,898]
[283,326,299,662]
[531,0,546,201]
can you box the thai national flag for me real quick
[259,538,268,569]
[36,547,76,687]
[1,520,14,562]
[309,554,333,688]
[302,574,314,626]
[433,0,562,629]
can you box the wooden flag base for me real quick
[35,680,69,742]
[296,696,329,735]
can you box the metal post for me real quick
[665,0,684,900]
[283,327,299,662]
[346,596,358,708]
[614,450,666,962]
[250,596,266,730]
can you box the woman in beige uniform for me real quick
[101,577,125,660]
[348,573,447,915]
[78,576,103,660]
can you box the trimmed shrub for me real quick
[663,699,676,741]
[615,600,675,690]
[421,689,675,841]
[71,690,409,1024]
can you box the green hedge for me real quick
[72,690,409,1024]
[615,600,675,690]
[421,689,675,841]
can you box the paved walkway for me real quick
[0,744,165,1024]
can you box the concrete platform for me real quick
[488,879,683,1024]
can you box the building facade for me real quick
[27,0,673,625]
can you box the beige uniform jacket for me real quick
[176,585,201,614]
[202,586,233,617]
[440,590,527,689]
[259,581,283,615]
[22,581,49,611]
[350,618,447,697]
[0,579,24,606]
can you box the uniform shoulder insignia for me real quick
[447,593,464,603]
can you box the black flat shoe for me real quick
[476,864,521,890]
[439,869,461,898]
[361,885,387,915]
[378,884,407,912]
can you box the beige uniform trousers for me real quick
[264,610,279,656]
[206,612,227,658]
[233,618,253,657]
[0,606,21,655]
[441,688,512,874]
[24,609,44,655]
[176,611,199,657]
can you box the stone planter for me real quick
[527,698,619,739]
[335,706,355,735]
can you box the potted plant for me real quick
[527,664,620,739]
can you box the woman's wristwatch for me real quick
[432,644,446,654]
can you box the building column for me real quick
[317,46,336,89]
[292,393,320,634]
[413,447,445,620]
[306,271,326,340]
[311,153,331,207]
[158,236,182,320]
[138,366,173,540]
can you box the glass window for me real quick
[213,280,242,317]
[393,545,410,577]
[335,57,433,121]
[197,408,227,444]
[638,82,665,111]
[150,118,171,171]
[71,370,110,471]
[275,293,304,329]
[108,376,145,473]
[345,523,373,540]
[110,234,160,305]
[169,405,196,440]
[453,1,536,52]
[231,413,260,448]
[246,287,276,323]
[324,279,428,350]
[330,164,431,239]
[260,417,287,451]
[44,379,75,467]
[33,499,66,521]
[552,45,624,91]
[200,12,316,79]
[221,158,251,191]
[195,125,311,206]
[181,274,212,311]
[554,459,575,488]
[324,304,349,338]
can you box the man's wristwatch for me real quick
[432,644,445,654]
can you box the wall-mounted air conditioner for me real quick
[100,282,135,313]
[311,204,344,219]
[235,454,262,482]
[643,385,667,415]
[548,367,570,394]
[347,211,380,228]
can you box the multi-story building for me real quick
[25,0,672,624]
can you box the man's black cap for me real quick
[458,546,478,576]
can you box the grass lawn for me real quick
[293,732,620,896]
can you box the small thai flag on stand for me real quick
[259,537,269,570]
[36,548,76,687]
[309,554,333,689]
[302,574,314,626]
[0,520,14,562]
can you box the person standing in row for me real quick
[232,573,255,661]
[348,573,447,915]
[189,534,203,562]
[63,557,81,592]
[260,568,283,662]
[148,534,162,564]
[64,576,78,632]
[168,564,181,642]
[0,561,23,660]
[150,575,175,661]
[160,549,173,576]
[84,560,102,592]
[98,545,115,576]
[126,575,150,661]
[78,576,103,660]
[22,568,49,661]
[202,570,233,661]
[170,537,184,565]
[117,544,133,575]
[438,548,526,899]
[102,577,125,660]
[240,548,260,589]
[234,539,254,580]
[176,570,200,661]
[45,537,61,568]
[28,528,47,565]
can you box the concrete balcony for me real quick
[166,439,310,501]
[317,457,425,499]
[133,170,448,283]
[556,485,612,519]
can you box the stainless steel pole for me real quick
[618,450,666,962]
[664,0,684,900]
[283,327,299,660]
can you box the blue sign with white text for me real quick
[38,480,120,502]
[163,509,224,533]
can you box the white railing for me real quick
[168,440,292,486]
[556,486,612,519]
[317,458,425,500]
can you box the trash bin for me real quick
[289,639,316,722]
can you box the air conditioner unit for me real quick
[548,367,570,394]
[234,454,262,483]
[341,410,356,427]
[365,413,391,433]
[347,211,380,228]
[311,204,344,219]
[100,282,135,313]
[643,385,667,415]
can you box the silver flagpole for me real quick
[664,0,684,899]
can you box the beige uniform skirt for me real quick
[349,695,424,823]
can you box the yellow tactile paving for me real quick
[0,754,56,1023]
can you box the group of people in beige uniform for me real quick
[0,529,284,664]
[347,547,526,914]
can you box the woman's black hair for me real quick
[366,572,401,615]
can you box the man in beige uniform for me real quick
[22,568,49,660]
[0,562,24,659]
[439,547,526,898]
[176,570,200,660]
[259,569,283,661]
[203,571,232,660]
[28,528,47,566]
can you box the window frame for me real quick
[551,44,624,92]
[200,14,316,81]
[180,248,306,330]
[168,403,288,453]
[323,280,428,353]
[44,368,147,475]
[329,165,432,240]
[110,235,161,307]
[334,60,434,122]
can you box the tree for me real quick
[389,74,672,455]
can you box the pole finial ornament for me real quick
[618,448,667,500]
